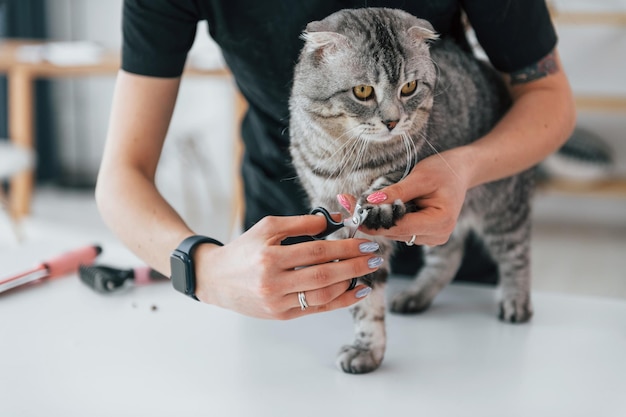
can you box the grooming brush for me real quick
[0,244,102,294]
[78,264,167,294]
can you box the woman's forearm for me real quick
[95,166,194,276]
[96,71,196,275]
[452,52,577,189]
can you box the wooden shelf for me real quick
[538,178,626,197]
[551,11,626,26]
[0,40,230,77]
[575,95,626,112]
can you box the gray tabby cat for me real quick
[289,8,534,374]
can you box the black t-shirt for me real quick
[122,0,557,229]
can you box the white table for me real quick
[1,241,626,417]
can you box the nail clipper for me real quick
[309,205,370,291]
[309,205,370,240]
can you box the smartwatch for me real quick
[170,235,224,300]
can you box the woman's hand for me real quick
[194,214,382,320]
[338,149,471,246]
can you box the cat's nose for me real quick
[383,119,399,131]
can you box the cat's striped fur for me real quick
[289,8,534,374]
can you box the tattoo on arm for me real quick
[509,50,559,85]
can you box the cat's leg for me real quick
[336,268,388,374]
[390,228,466,314]
[483,220,533,323]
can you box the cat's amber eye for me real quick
[353,85,374,101]
[400,80,418,97]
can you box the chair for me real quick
[0,140,34,241]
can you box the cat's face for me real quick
[293,8,439,143]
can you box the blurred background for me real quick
[0,0,625,297]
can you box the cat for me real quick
[289,8,534,374]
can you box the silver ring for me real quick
[298,291,309,310]
[405,234,416,246]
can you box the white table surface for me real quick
[1,241,626,417]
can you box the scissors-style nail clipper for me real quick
[309,205,370,291]
[309,205,370,240]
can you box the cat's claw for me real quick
[336,345,384,374]
[498,296,533,323]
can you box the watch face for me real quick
[171,252,192,295]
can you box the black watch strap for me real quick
[171,235,224,300]
[176,235,224,254]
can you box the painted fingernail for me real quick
[368,256,384,269]
[367,191,387,204]
[356,287,372,298]
[337,194,351,212]
[359,242,379,253]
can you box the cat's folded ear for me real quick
[407,19,439,44]
[301,22,349,60]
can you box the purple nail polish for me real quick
[356,287,372,298]
[359,242,379,253]
[367,256,384,269]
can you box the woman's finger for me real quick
[363,230,450,246]
[284,280,365,310]
[275,238,379,271]
[280,252,383,293]
[279,284,373,320]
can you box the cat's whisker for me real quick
[336,137,359,189]
[399,133,413,180]
[329,126,366,161]
[408,133,419,173]
[322,128,365,193]
[334,124,364,142]
[417,132,462,181]
[354,133,370,172]
[308,126,362,178]
[341,131,369,193]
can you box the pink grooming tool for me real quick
[133,266,154,286]
[0,244,102,294]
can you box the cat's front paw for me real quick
[358,198,416,230]
[336,345,383,374]
[390,289,434,314]
[498,295,533,323]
